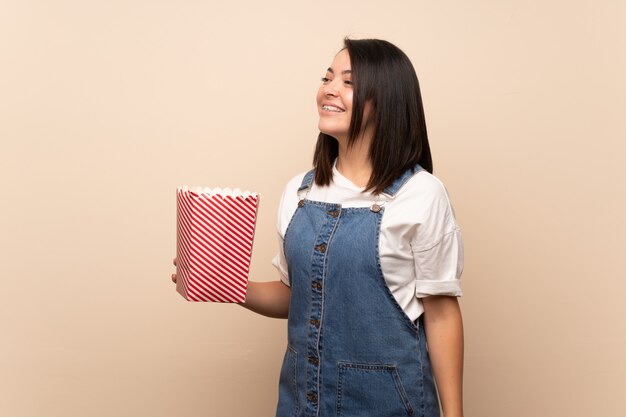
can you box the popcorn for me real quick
[176,187,259,302]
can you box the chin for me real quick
[318,125,347,140]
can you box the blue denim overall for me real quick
[276,166,439,417]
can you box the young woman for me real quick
[173,38,464,417]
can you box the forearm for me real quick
[239,280,291,319]
[422,296,464,417]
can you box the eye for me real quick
[321,77,331,83]
[343,80,353,86]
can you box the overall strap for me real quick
[382,164,424,198]
[298,169,315,192]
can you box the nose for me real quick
[324,86,337,97]
[323,79,339,96]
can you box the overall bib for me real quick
[276,166,439,417]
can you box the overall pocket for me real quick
[336,362,414,417]
[276,346,298,417]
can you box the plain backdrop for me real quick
[1,1,625,416]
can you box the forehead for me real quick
[328,49,351,71]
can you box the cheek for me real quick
[345,91,353,105]
[316,87,325,105]
[343,91,354,116]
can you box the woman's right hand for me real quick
[171,257,177,283]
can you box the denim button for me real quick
[370,203,381,212]
[328,209,340,218]
[314,243,327,253]
[298,200,305,208]
[306,392,318,404]
[312,282,322,291]
[307,355,319,365]
[309,319,320,328]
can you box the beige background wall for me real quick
[1,1,624,416]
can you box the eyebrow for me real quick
[327,67,352,75]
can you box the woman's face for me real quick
[316,49,355,142]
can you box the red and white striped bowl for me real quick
[176,187,259,302]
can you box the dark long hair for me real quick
[313,38,433,194]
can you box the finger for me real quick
[172,257,177,266]
[171,274,177,283]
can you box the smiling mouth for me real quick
[321,105,345,113]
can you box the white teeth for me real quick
[322,105,344,112]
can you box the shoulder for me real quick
[385,169,460,247]
[395,169,455,211]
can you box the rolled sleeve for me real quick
[413,229,464,298]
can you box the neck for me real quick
[335,135,372,188]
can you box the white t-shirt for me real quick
[272,164,463,321]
